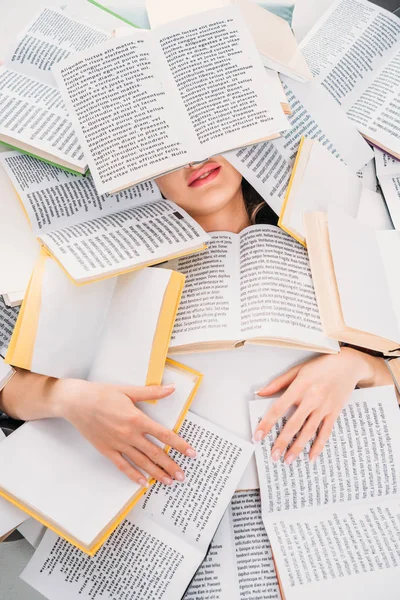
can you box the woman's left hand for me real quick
[253,348,392,464]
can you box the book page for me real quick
[0,151,162,234]
[357,189,394,231]
[21,513,202,600]
[0,297,19,354]
[249,386,400,515]
[0,67,86,171]
[377,231,400,333]
[155,6,289,159]
[139,412,254,549]
[356,159,377,191]
[0,430,29,537]
[238,225,338,352]
[4,7,110,86]
[17,518,46,549]
[328,207,400,342]
[166,233,240,349]
[40,200,208,281]
[375,148,400,178]
[268,497,400,600]
[54,32,192,195]
[374,151,400,229]
[225,77,373,214]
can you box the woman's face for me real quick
[155,155,243,220]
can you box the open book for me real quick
[0,363,202,555]
[6,250,184,383]
[250,385,400,600]
[184,489,281,599]
[0,151,208,284]
[54,5,289,195]
[165,225,339,354]
[279,138,362,246]
[375,149,400,229]
[145,0,312,83]
[305,208,400,355]
[0,296,19,355]
[0,7,118,172]
[20,411,253,596]
[300,0,400,160]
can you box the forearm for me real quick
[0,368,64,421]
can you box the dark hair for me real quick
[241,177,278,226]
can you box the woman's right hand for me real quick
[52,378,197,487]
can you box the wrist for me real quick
[48,378,83,420]
[340,347,376,386]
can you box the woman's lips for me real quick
[188,164,221,188]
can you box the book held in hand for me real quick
[165,225,339,354]
[0,151,209,284]
[0,362,202,555]
[53,5,289,195]
[305,208,400,355]
[6,250,185,383]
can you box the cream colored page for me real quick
[167,233,241,348]
[88,268,172,386]
[0,151,162,234]
[31,259,116,379]
[357,189,393,230]
[328,207,400,341]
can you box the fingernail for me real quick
[163,383,175,391]
[138,477,147,486]
[186,448,197,458]
[309,455,317,464]
[253,389,261,396]
[285,453,294,465]
[175,470,185,482]
[162,476,174,486]
[253,430,264,442]
[271,449,281,462]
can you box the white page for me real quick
[239,225,339,352]
[249,386,400,516]
[17,518,46,549]
[378,173,400,230]
[375,148,400,178]
[292,0,335,43]
[88,268,173,386]
[180,344,316,491]
[167,233,241,348]
[377,231,400,334]
[284,140,361,240]
[21,512,202,600]
[41,200,209,282]
[0,151,162,234]
[0,429,29,537]
[328,207,400,342]
[0,357,14,390]
[4,7,110,86]
[0,162,39,296]
[31,258,116,379]
[2,291,25,307]
[0,295,19,353]
[225,78,373,214]
[139,411,254,548]
[356,159,377,191]
[357,188,394,231]
[268,496,400,600]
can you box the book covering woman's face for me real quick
[156,155,243,220]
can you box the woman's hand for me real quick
[53,378,197,487]
[253,348,393,464]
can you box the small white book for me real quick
[279,137,362,245]
[250,386,400,600]
[305,207,400,355]
[165,225,339,354]
[0,361,202,555]
[6,250,185,384]
[53,5,289,195]
[145,0,312,83]
[0,151,209,284]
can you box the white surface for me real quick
[357,188,394,230]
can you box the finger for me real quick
[141,414,197,458]
[253,384,302,441]
[136,437,186,482]
[270,403,313,461]
[108,450,149,486]
[123,446,180,485]
[284,411,325,465]
[309,414,337,462]
[255,364,302,397]
[122,383,176,403]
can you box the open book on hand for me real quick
[53,5,289,195]
[0,361,202,555]
[165,225,339,354]
[305,208,400,355]
[0,151,209,284]
[279,137,362,246]
[20,412,253,597]
[300,0,400,160]
[6,250,184,384]
[250,385,400,600]
[0,7,118,173]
